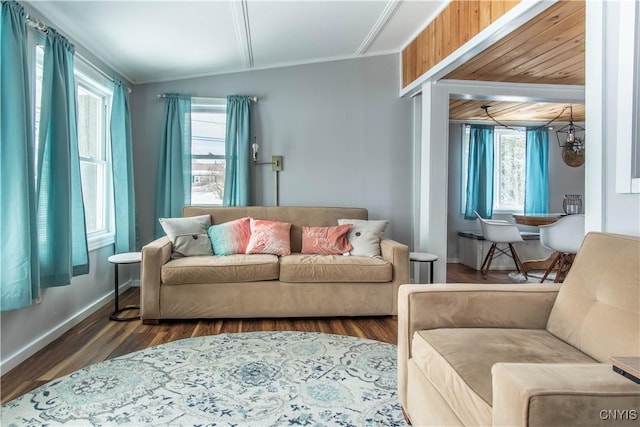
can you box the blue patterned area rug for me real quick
[1,331,408,426]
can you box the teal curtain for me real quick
[524,127,549,214]
[0,1,39,310]
[110,81,137,252]
[464,125,495,219]
[223,95,250,206]
[37,28,90,285]
[154,94,191,238]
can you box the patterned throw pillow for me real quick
[337,219,389,258]
[159,215,213,257]
[246,218,291,256]
[207,217,251,255]
[301,224,353,255]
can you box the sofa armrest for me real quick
[141,236,172,321]
[380,239,409,315]
[397,283,560,409]
[493,363,640,426]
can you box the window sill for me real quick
[88,231,115,252]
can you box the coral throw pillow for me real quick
[246,218,291,256]
[301,225,353,255]
[207,217,251,255]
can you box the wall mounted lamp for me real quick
[251,136,284,205]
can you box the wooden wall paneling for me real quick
[403,40,417,87]
[490,0,507,21]
[444,5,546,80]
[416,31,426,79]
[469,0,481,40]
[427,18,436,71]
[440,5,453,59]
[449,100,585,122]
[448,2,582,79]
[526,50,585,84]
[456,1,471,47]
[434,13,444,62]
[401,0,523,88]
[445,1,584,84]
[479,0,493,31]
[477,3,584,81]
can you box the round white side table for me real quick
[410,251,438,284]
[107,252,141,321]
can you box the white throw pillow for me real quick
[159,215,213,257]
[337,219,389,258]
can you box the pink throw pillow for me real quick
[207,217,251,255]
[246,218,291,256]
[301,224,353,255]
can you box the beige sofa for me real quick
[141,206,409,324]
[398,232,640,426]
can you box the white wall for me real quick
[130,55,414,247]
[600,2,640,235]
[446,122,586,261]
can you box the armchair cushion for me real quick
[412,328,596,426]
[492,363,640,427]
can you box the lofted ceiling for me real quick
[25,0,447,84]
[446,0,585,122]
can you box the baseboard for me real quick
[0,280,132,374]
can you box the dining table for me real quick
[512,213,565,274]
[512,213,565,226]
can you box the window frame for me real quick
[190,97,227,206]
[73,66,115,251]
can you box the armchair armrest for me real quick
[141,236,172,322]
[493,363,640,426]
[397,283,560,408]
[380,239,409,315]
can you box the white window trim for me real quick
[190,97,227,206]
[615,0,640,193]
[74,58,115,252]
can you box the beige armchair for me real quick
[398,232,640,426]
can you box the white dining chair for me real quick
[475,212,528,279]
[538,214,585,283]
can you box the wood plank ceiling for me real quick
[447,1,585,122]
[449,100,585,122]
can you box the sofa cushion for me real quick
[412,328,596,426]
[162,254,279,285]
[279,254,392,283]
[546,232,640,363]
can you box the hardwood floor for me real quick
[0,263,517,404]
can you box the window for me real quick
[33,41,114,249]
[75,78,111,236]
[462,125,527,212]
[190,98,227,205]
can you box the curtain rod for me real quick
[25,13,132,94]
[157,94,258,102]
